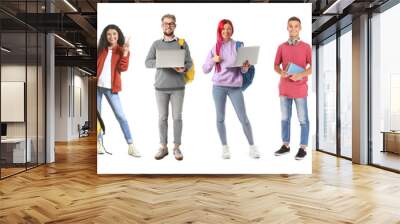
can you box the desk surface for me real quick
[1,138,27,143]
[381,131,400,134]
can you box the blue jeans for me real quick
[213,86,254,146]
[280,96,309,147]
[97,87,133,144]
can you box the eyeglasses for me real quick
[162,22,176,27]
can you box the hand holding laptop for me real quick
[174,67,185,73]
[242,60,250,73]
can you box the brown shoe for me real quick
[173,148,183,161]
[155,147,168,160]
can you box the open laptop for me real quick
[231,46,260,67]
[156,49,185,68]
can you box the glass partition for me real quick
[0,0,46,179]
[317,36,337,155]
[371,4,400,171]
[339,28,352,158]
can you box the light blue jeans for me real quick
[280,96,309,147]
[97,87,133,144]
[213,86,254,146]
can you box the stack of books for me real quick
[286,62,305,81]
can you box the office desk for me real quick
[1,138,31,163]
[381,131,400,154]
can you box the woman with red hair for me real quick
[202,19,260,159]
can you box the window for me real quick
[317,36,337,155]
[371,3,400,171]
[339,28,352,158]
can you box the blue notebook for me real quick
[286,63,304,80]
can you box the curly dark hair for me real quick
[97,24,125,56]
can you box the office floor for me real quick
[373,150,400,171]
[1,163,44,178]
[0,167,25,177]
[0,136,399,223]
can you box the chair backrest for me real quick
[82,121,90,129]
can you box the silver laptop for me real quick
[156,49,185,68]
[231,46,260,67]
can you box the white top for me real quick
[97,49,113,89]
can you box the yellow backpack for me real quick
[178,38,195,83]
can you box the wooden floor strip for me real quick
[0,136,399,223]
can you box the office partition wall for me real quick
[0,0,46,179]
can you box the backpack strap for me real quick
[178,38,185,49]
[235,41,244,49]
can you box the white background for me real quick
[97,3,314,174]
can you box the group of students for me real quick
[96,14,312,161]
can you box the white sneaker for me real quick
[128,144,141,157]
[249,145,260,159]
[222,145,230,159]
[97,141,105,154]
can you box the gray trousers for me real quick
[155,90,185,145]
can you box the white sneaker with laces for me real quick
[249,145,260,159]
[128,144,141,157]
[222,145,230,159]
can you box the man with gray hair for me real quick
[145,14,193,161]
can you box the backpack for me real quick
[97,110,105,136]
[178,38,195,83]
[97,110,111,155]
[236,41,255,91]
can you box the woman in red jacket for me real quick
[97,24,140,157]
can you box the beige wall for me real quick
[54,67,89,141]
[1,65,43,138]
[1,64,46,164]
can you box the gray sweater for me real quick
[145,38,193,91]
